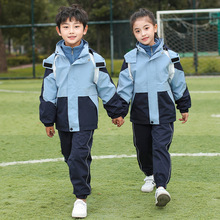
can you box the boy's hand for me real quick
[46,126,55,137]
[179,113,189,124]
[112,116,124,127]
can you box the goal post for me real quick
[156,8,220,74]
[157,8,220,38]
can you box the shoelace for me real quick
[144,177,155,184]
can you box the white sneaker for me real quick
[155,187,171,207]
[72,199,87,218]
[141,175,156,192]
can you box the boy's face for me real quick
[56,17,88,48]
[133,16,157,46]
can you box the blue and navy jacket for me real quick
[39,40,123,132]
[117,39,191,125]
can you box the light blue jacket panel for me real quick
[117,39,191,125]
[40,40,122,132]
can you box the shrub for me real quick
[7,56,32,67]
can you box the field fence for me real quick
[1,12,220,78]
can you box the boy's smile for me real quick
[56,18,88,48]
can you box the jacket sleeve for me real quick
[116,59,133,117]
[39,67,57,127]
[168,52,191,113]
[95,63,126,119]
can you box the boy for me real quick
[39,4,124,218]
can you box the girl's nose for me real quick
[141,30,146,36]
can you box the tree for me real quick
[0,1,7,73]
[0,0,49,73]
[0,0,219,74]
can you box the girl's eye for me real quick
[75,26,79,28]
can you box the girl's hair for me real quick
[130,8,159,38]
[56,4,88,29]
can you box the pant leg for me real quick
[151,123,174,188]
[132,123,153,176]
[58,130,94,198]
[58,131,73,162]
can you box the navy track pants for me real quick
[58,130,94,199]
[132,123,174,188]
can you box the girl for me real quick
[115,8,191,206]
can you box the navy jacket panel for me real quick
[39,68,57,127]
[78,96,98,131]
[103,92,124,119]
[130,92,150,124]
[175,87,191,113]
[56,97,69,131]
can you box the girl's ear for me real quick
[56,26,62,36]
[154,24,158,34]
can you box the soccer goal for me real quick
[156,9,220,74]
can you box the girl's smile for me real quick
[133,16,157,46]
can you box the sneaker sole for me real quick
[72,214,87,218]
[156,194,171,207]
[141,187,155,193]
[141,183,156,193]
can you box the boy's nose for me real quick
[69,27,74,33]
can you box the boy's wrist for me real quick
[180,109,188,113]
[45,123,54,127]
[111,115,124,119]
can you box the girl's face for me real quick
[132,16,157,46]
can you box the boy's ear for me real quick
[56,26,62,36]
[83,25,88,35]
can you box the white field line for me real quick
[190,91,220,93]
[0,89,39,94]
[211,114,220,118]
[0,153,220,167]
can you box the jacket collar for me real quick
[136,38,164,55]
[137,38,164,61]
[138,38,161,57]
[54,39,90,64]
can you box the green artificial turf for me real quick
[0,77,220,219]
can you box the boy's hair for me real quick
[56,4,88,29]
[130,8,158,38]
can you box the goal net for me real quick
[157,9,220,74]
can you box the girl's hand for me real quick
[46,126,55,137]
[112,117,125,127]
[179,113,189,124]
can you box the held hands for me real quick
[112,116,125,127]
[179,113,189,124]
[46,126,55,137]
